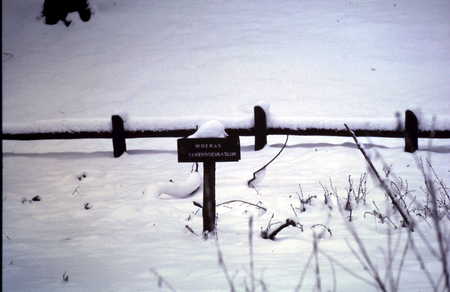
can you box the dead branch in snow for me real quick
[260,218,303,240]
[193,200,267,212]
[247,135,289,189]
[345,123,412,229]
[149,268,176,292]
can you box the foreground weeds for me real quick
[151,136,449,292]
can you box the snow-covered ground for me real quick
[2,0,450,291]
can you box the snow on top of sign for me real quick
[188,120,228,138]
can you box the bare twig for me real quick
[328,252,337,292]
[345,175,353,212]
[313,233,322,292]
[294,184,317,213]
[149,268,176,292]
[319,181,334,207]
[290,203,298,217]
[300,195,317,205]
[363,201,398,228]
[416,158,450,291]
[248,135,289,188]
[344,236,387,292]
[345,124,412,229]
[407,232,439,291]
[426,159,449,202]
[294,249,314,292]
[394,239,410,292]
[193,200,267,212]
[311,224,333,238]
[319,251,377,288]
[191,162,199,173]
[249,216,255,292]
[193,201,202,208]
[217,200,267,212]
[185,225,199,237]
[337,193,388,292]
[215,237,236,292]
[72,185,80,196]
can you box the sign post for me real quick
[203,161,216,233]
[177,136,241,236]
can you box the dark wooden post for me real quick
[111,115,127,157]
[203,161,216,236]
[254,106,267,151]
[404,110,418,153]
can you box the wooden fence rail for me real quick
[3,107,450,157]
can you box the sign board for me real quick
[177,136,241,163]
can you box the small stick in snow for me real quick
[62,272,69,282]
[184,225,199,237]
[261,219,302,240]
[72,185,80,196]
[193,201,202,208]
[193,200,267,212]
[149,268,176,292]
[31,195,41,202]
[217,200,267,212]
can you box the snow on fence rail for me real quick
[2,106,450,157]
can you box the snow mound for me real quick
[188,120,228,138]
[155,172,202,199]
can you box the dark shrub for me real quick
[42,0,92,27]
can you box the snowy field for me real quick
[2,0,450,291]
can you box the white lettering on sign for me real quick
[194,143,223,149]
[188,152,237,158]
[177,137,241,162]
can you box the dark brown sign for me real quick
[177,136,241,162]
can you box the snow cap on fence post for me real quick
[404,110,418,153]
[254,105,268,151]
[111,115,127,157]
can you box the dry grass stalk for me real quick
[345,124,412,229]
[215,237,236,292]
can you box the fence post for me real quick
[404,110,418,153]
[254,106,267,150]
[111,115,127,157]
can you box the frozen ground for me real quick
[2,0,450,291]
[3,136,450,291]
